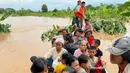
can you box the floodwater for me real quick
[0,16,129,73]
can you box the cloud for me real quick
[0,0,33,4]
[0,0,129,11]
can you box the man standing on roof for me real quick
[72,0,82,28]
[72,1,86,29]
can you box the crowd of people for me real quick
[30,0,130,73]
[30,28,130,73]
[30,23,107,73]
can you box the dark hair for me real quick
[51,38,56,44]
[78,29,84,33]
[74,29,79,36]
[64,34,73,43]
[63,29,68,33]
[85,19,89,22]
[59,29,68,34]
[82,1,86,4]
[121,50,130,63]
[62,53,72,61]
[94,39,101,46]
[62,66,76,73]
[88,46,96,50]
[78,54,89,64]
[65,54,77,66]
[85,30,92,36]
[30,56,47,73]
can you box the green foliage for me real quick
[53,8,58,12]
[92,19,126,34]
[6,8,15,13]
[0,8,6,14]
[14,8,33,16]
[41,25,75,41]
[0,23,11,34]
[120,1,130,16]
[41,4,48,12]
[0,11,12,21]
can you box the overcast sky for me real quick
[0,0,129,11]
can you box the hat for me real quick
[107,36,130,55]
[55,37,64,45]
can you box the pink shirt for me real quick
[84,24,93,31]
[74,48,89,58]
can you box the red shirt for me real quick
[87,37,94,46]
[75,7,85,18]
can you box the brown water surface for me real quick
[0,16,129,73]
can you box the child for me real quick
[74,40,89,58]
[88,46,106,73]
[84,19,93,31]
[65,54,80,73]
[30,56,48,73]
[92,39,103,57]
[85,30,94,47]
[54,53,71,73]
[62,66,76,73]
[78,54,90,73]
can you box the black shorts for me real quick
[72,16,81,28]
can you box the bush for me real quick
[0,23,11,34]
[92,19,126,34]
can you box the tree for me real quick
[67,7,71,11]
[86,5,93,9]
[120,1,130,16]
[53,8,58,12]
[0,8,6,14]
[6,8,15,13]
[41,4,48,12]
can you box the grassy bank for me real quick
[0,1,130,36]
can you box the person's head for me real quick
[81,1,86,7]
[88,46,97,58]
[62,29,68,37]
[55,38,64,51]
[92,39,101,48]
[81,30,85,38]
[74,29,83,37]
[65,55,80,72]
[59,30,63,35]
[85,30,93,38]
[30,56,48,73]
[51,38,56,47]
[77,0,81,5]
[107,36,130,65]
[59,29,68,37]
[62,66,76,73]
[78,54,90,70]
[64,34,73,44]
[79,40,88,51]
[61,53,72,64]
[85,19,89,25]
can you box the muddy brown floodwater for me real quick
[0,16,129,73]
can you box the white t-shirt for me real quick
[75,5,81,12]
[44,47,68,60]
[123,63,130,73]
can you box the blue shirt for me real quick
[95,49,103,57]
